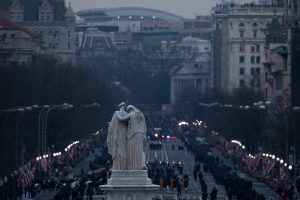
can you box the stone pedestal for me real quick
[100,170,159,200]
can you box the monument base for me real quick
[100,170,159,200]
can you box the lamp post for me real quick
[38,105,50,155]
[39,103,73,154]
[0,106,35,168]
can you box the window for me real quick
[275,75,282,90]
[239,23,245,28]
[1,34,7,43]
[251,44,255,52]
[240,80,245,87]
[256,44,260,52]
[239,43,245,52]
[251,56,255,64]
[54,31,58,37]
[40,12,44,21]
[251,68,255,75]
[11,33,15,38]
[239,56,245,64]
[256,68,260,75]
[46,15,51,21]
[256,56,261,64]
[68,43,71,50]
[250,79,255,87]
[240,31,244,38]
[240,68,245,75]
[253,30,257,38]
[67,31,71,37]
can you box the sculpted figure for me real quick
[107,102,128,170]
[116,105,147,170]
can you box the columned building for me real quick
[171,63,210,104]
[212,1,284,92]
[0,0,76,64]
[171,37,211,104]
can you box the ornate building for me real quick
[212,1,284,92]
[0,0,76,64]
[170,37,212,104]
[0,17,42,65]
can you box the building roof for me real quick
[172,63,209,76]
[77,7,184,22]
[0,16,40,37]
[0,0,67,21]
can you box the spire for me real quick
[65,1,74,17]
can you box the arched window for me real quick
[239,23,245,27]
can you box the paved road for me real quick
[146,139,229,200]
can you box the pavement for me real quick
[146,139,229,200]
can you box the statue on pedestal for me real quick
[107,103,147,170]
[107,102,128,170]
[103,104,158,200]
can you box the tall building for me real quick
[0,0,76,64]
[263,18,289,106]
[180,16,214,41]
[212,1,284,92]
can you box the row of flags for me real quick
[15,133,100,187]
[208,132,292,190]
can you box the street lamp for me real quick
[42,103,73,153]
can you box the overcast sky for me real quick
[70,0,254,18]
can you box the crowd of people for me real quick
[146,160,189,197]
[53,146,111,200]
[207,132,294,199]
[0,132,106,200]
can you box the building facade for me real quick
[0,17,42,65]
[212,1,284,92]
[0,0,76,64]
[171,37,211,104]
[263,18,288,106]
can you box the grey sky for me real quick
[70,0,254,18]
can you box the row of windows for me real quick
[39,12,53,21]
[10,12,23,21]
[239,30,259,38]
[184,21,211,29]
[239,55,260,64]
[239,79,261,87]
[239,67,261,75]
[48,43,71,50]
[239,43,260,52]
[35,30,71,37]
[238,22,259,28]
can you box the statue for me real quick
[115,105,147,170]
[107,102,128,170]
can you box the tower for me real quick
[39,0,53,21]
[9,0,24,21]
